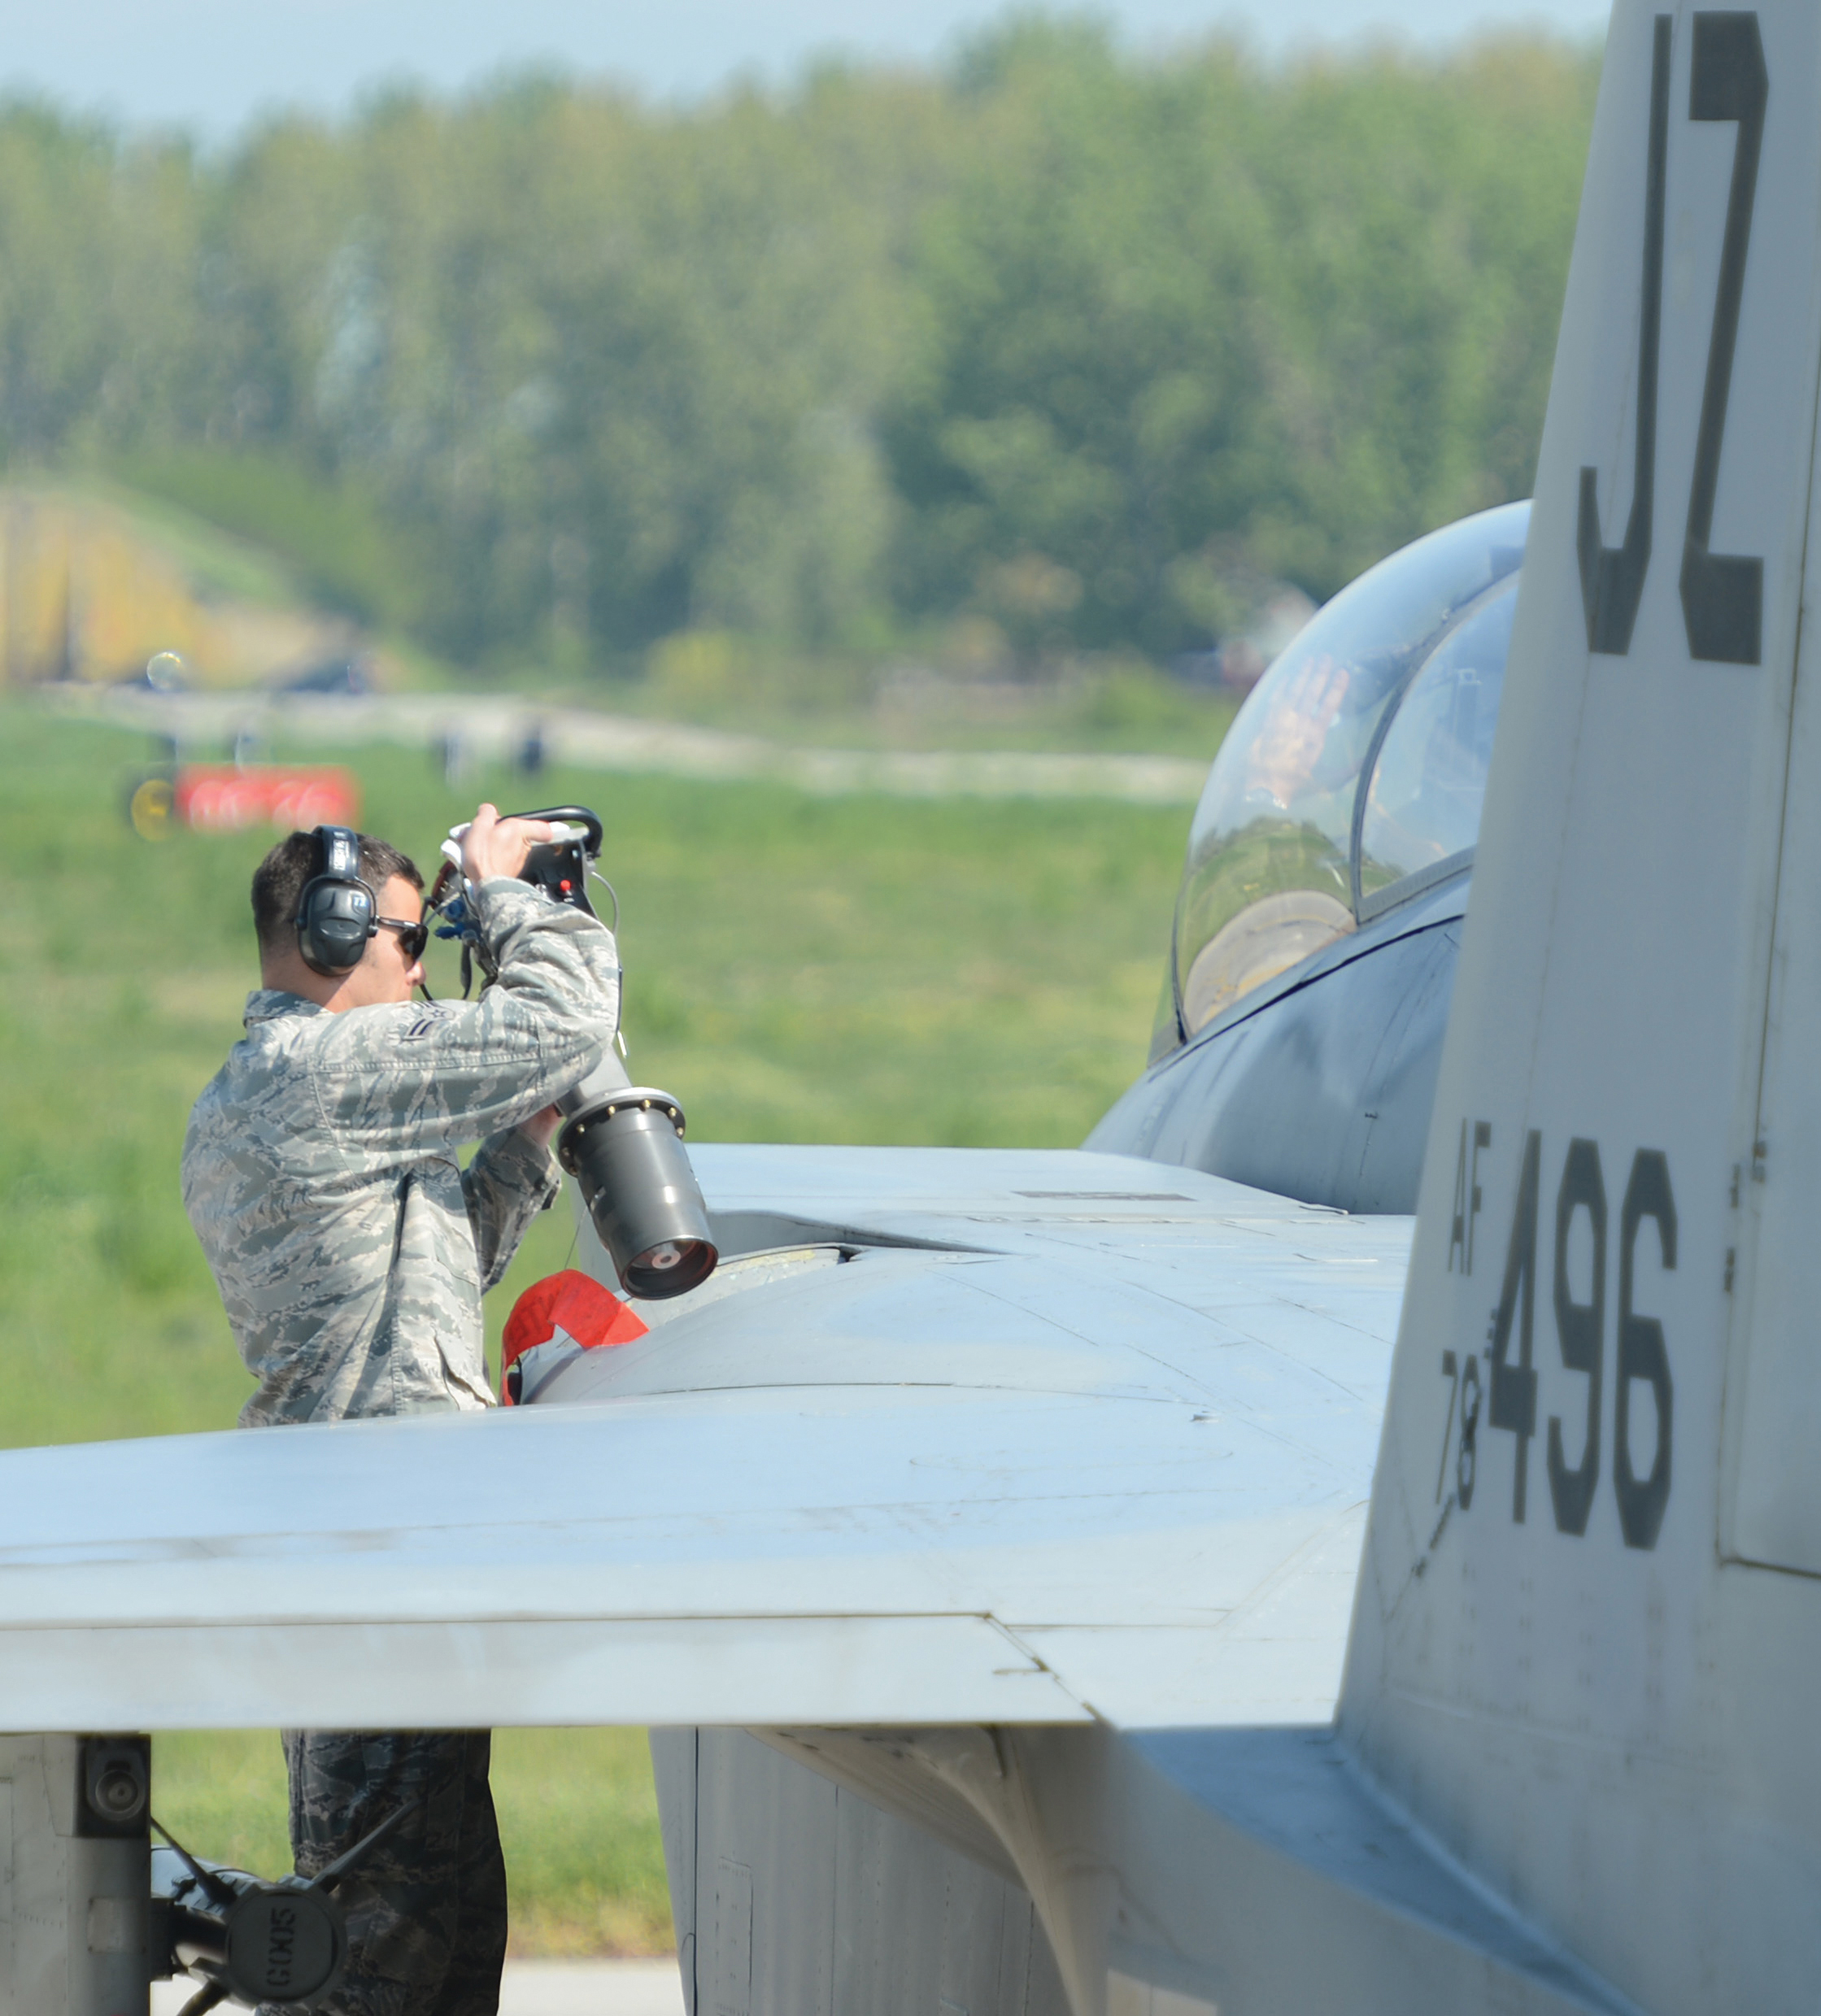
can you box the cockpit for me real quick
[1155,499,1530,1058]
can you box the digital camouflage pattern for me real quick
[182,875,621,1424]
[267,1730,506,2016]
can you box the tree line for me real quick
[0,20,1600,673]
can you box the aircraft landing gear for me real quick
[0,1733,150,2015]
[0,1733,410,2014]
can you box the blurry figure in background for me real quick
[438,729,472,787]
[516,722,547,778]
[181,806,621,2016]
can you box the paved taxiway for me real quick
[152,1957,685,2014]
[54,685,1212,805]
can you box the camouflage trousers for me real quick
[264,1730,507,2016]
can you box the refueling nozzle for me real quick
[150,1798,416,2009]
[556,1049,718,1300]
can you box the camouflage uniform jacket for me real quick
[183,878,620,1427]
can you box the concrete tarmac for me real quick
[151,1957,686,2014]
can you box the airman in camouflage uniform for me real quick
[184,809,618,2016]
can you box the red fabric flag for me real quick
[500,1269,648,1404]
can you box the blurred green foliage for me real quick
[0,24,1597,672]
[107,449,433,633]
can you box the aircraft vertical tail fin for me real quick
[1342,5,1821,2008]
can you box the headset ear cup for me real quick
[296,875,377,974]
[294,825,378,976]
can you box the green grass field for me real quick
[0,704,1193,1952]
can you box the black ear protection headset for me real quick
[294,825,378,976]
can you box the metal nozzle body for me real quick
[555,1048,718,1299]
[153,1845,347,2005]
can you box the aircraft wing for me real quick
[0,1147,1408,1732]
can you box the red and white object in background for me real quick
[174,764,361,833]
[499,1268,649,1405]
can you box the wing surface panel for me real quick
[0,1147,1409,1730]
[553,1249,1393,1476]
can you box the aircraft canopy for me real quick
[1160,499,1531,1054]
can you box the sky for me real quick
[0,0,1611,137]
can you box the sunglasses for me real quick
[377,917,430,962]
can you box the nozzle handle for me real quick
[504,805,603,856]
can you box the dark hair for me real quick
[252,830,424,957]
